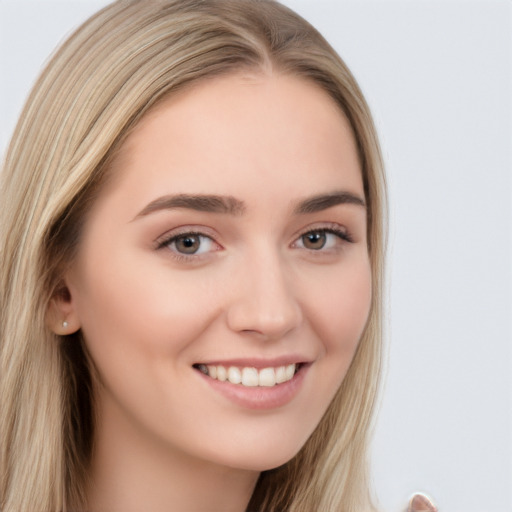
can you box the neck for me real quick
[86,393,259,512]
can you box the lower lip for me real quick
[196,364,309,410]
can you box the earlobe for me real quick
[46,282,81,335]
[50,315,81,336]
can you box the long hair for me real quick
[0,1,387,510]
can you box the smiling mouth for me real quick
[193,363,303,388]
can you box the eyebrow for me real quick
[293,191,366,214]
[134,194,246,219]
[134,190,365,220]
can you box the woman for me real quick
[0,1,386,511]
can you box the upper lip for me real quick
[194,356,312,369]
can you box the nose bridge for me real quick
[226,244,302,339]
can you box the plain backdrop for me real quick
[1,1,511,511]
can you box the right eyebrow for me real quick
[133,194,246,220]
[293,191,366,214]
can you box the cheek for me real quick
[71,245,217,355]
[305,256,372,361]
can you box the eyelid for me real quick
[153,222,354,263]
[154,226,223,262]
[154,225,218,248]
[292,223,354,246]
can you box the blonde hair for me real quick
[0,1,387,511]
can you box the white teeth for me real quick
[207,365,217,379]
[227,367,242,384]
[241,367,259,387]
[258,367,276,387]
[275,366,287,384]
[216,365,227,381]
[285,364,295,381]
[198,363,298,387]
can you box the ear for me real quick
[46,281,81,335]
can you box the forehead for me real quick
[100,72,363,212]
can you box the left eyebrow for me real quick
[133,194,246,220]
[293,191,366,214]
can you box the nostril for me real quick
[226,298,303,341]
[224,262,302,339]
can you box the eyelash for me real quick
[156,225,354,262]
[156,230,219,262]
[293,226,354,250]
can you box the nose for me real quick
[226,252,303,341]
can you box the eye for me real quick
[159,232,218,256]
[294,228,352,251]
[301,231,329,250]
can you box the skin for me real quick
[51,72,371,512]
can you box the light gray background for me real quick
[1,1,511,511]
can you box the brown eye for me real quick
[301,231,327,250]
[161,232,218,257]
[174,234,201,254]
[295,228,351,252]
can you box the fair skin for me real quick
[51,72,371,512]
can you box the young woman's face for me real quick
[65,73,371,471]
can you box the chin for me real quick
[200,429,311,473]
